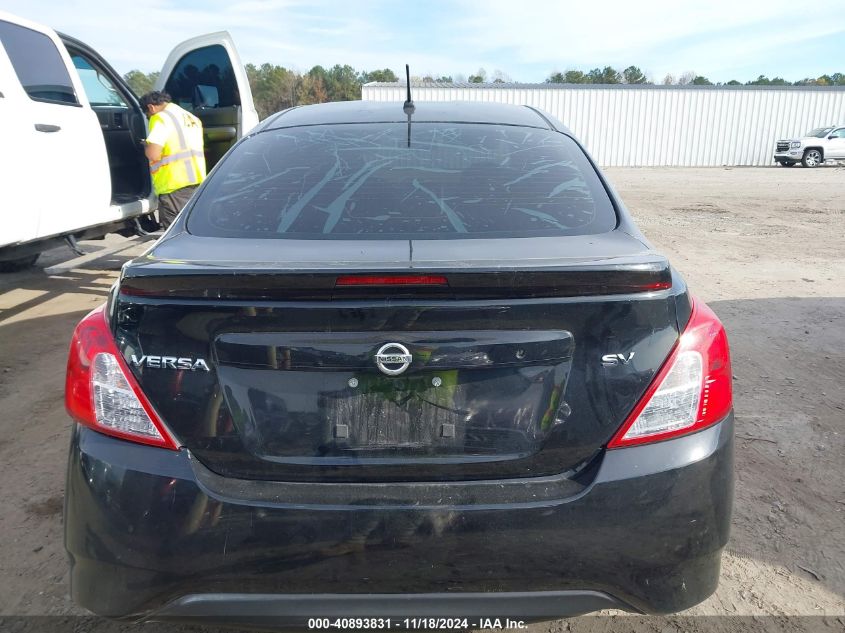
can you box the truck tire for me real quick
[0,254,39,272]
[802,149,822,168]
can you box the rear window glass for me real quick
[187,123,617,239]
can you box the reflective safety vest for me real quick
[148,103,206,195]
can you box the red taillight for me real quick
[65,305,178,450]
[336,274,448,286]
[607,298,732,448]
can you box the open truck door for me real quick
[156,32,258,170]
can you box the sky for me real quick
[2,0,845,83]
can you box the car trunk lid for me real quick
[114,231,681,482]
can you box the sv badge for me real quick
[601,352,636,367]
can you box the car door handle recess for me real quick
[35,123,61,133]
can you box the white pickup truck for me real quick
[0,11,258,270]
[773,125,845,167]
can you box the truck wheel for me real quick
[0,254,39,272]
[778,161,795,167]
[802,149,822,168]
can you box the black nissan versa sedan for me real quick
[64,101,733,627]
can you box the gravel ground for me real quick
[0,167,842,632]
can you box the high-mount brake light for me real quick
[65,306,178,450]
[336,274,448,286]
[607,298,732,448]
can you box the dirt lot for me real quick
[0,167,843,632]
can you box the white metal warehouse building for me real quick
[361,83,845,167]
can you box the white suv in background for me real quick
[0,11,258,271]
[773,126,845,167]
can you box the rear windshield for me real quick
[187,123,617,239]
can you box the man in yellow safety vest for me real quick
[139,91,206,229]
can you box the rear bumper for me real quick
[65,414,734,624]
[154,591,629,627]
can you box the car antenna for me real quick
[403,64,415,114]
[403,64,414,147]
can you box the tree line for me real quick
[122,64,845,121]
[545,66,845,87]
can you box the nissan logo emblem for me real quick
[374,343,413,376]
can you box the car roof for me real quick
[257,101,571,134]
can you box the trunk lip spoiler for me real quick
[118,260,672,300]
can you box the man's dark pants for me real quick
[158,185,199,229]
